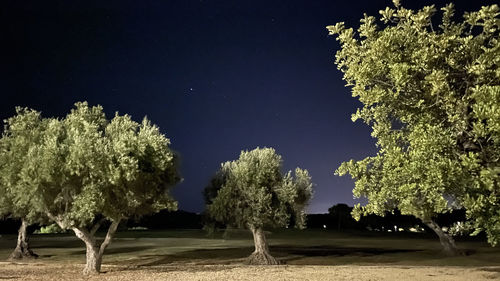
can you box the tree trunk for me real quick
[84,239,101,275]
[246,227,278,265]
[423,219,461,256]
[8,218,38,260]
[72,227,101,274]
[72,219,120,275]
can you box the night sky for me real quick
[1,0,496,213]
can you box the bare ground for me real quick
[1,262,499,281]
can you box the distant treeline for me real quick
[309,204,466,233]
[0,204,468,235]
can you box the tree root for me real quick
[8,248,38,260]
[246,251,279,265]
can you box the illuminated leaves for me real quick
[0,102,180,229]
[329,2,500,244]
[0,108,48,223]
[205,147,313,230]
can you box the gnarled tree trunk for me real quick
[8,218,38,260]
[423,219,461,256]
[71,219,120,275]
[247,227,278,265]
[73,228,102,275]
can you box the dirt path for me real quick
[1,262,499,281]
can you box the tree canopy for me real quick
[328,1,500,249]
[204,147,313,264]
[40,102,180,227]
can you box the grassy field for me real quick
[1,229,500,280]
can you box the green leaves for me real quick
[0,107,48,223]
[0,101,181,229]
[471,85,500,142]
[379,7,395,24]
[329,2,500,243]
[205,147,313,230]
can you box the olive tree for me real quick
[204,147,313,264]
[0,108,49,260]
[328,1,499,254]
[22,102,180,274]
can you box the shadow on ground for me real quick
[70,246,158,256]
[122,245,422,268]
[275,245,415,257]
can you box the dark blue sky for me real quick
[1,0,495,213]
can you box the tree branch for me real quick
[72,226,91,243]
[98,219,121,257]
[46,212,68,229]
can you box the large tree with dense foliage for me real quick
[204,147,313,264]
[0,108,49,260]
[13,102,180,274]
[328,1,499,254]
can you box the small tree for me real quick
[22,102,180,274]
[328,1,499,254]
[204,147,313,264]
[0,108,49,260]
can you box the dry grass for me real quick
[1,262,499,281]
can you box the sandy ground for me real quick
[1,262,499,281]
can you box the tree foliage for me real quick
[328,1,500,245]
[39,102,180,227]
[205,147,313,230]
[0,108,48,223]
